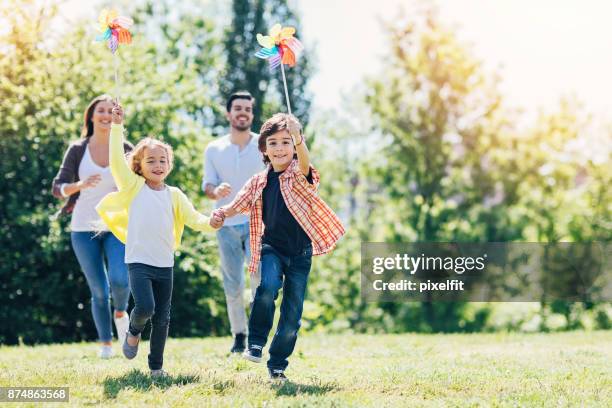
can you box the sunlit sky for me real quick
[56,0,612,118]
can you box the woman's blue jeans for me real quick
[71,231,129,342]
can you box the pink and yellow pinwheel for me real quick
[255,24,304,70]
[95,9,133,54]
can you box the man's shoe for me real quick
[230,333,246,353]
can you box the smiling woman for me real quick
[51,94,134,359]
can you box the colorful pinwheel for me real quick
[255,24,304,114]
[95,9,133,54]
[255,23,304,70]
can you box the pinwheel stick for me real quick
[113,52,120,103]
[280,63,292,115]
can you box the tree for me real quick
[0,0,227,344]
[220,0,313,132]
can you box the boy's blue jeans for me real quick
[248,243,312,371]
[70,231,129,343]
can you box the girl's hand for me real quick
[210,214,224,229]
[112,103,124,124]
[78,174,102,190]
[209,208,226,229]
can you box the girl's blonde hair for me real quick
[127,137,174,177]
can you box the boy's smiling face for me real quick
[264,130,294,171]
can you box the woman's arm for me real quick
[60,176,102,197]
[52,144,102,199]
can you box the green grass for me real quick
[1,332,611,407]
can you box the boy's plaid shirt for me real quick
[221,159,345,275]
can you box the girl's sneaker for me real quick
[99,344,114,359]
[150,369,169,378]
[243,344,263,363]
[268,369,288,383]
[122,332,140,359]
[114,314,129,346]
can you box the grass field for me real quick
[1,331,610,407]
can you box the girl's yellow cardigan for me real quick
[96,124,214,248]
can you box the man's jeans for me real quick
[71,231,129,343]
[248,243,312,371]
[217,223,260,335]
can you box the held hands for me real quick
[214,182,232,199]
[112,102,124,125]
[209,209,226,229]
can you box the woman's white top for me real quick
[125,184,175,267]
[70,146,116,232]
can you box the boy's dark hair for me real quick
[226,91,255,112]
[258,113,301,165]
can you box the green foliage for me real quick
[220,0,313,131]
[0,0,227,344]
[309,4,610,334]
[0,0,608,344]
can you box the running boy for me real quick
[210,113,345,382]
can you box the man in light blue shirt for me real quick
[203,91,265,353]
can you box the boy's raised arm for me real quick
[288,115,310,176]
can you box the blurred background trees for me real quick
[0,0,609,344]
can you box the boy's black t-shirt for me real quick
[262,167,313,256]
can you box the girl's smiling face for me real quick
[140,145,170,186]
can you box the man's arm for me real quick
[202,145,232,200]
[204,182,232,200]
[204,183,218,200]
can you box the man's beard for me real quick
[232,121,251,131]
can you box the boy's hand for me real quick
[287,115,303,145]
[210,216,224,229]
[112,103,124,124]
[209,209,226,229]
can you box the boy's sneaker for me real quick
[268,368,288,383]
[150,369,169,379]
[230,333,246,353]
[122,331,140,360]
[99,344,114,359]
[243,344,263,363]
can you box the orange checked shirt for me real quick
[224,159,345,275]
